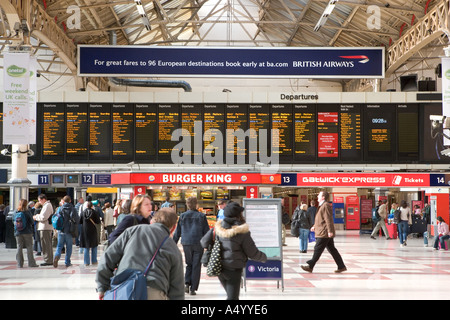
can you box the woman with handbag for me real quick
[80,201,101,266]
[201,202,267,300]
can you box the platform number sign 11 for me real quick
[38,174,49,185]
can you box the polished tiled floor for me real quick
[1,231,449,300]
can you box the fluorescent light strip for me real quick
[314,0,338,32]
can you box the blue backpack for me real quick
[14,211,27,232]
[52,211,64,231]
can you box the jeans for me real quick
[299,228,310,251]
[84,247,98,265]
[182,244,203,291]
[433,235,450,249]
[398,221,409,244]
[55,232,73,266]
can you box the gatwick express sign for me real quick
[78,46,384,78]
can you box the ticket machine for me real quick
[346,195,360,230]
[332,202,345,229]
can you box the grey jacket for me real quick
[95,223,185,300]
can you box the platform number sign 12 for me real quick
[82,174,94,185]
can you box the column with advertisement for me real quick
[243,198,283,292]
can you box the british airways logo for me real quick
[339,55,370,64]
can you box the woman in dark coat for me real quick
[201,202,267,300]
[80,201,101,266]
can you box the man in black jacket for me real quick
[173,196,210,295]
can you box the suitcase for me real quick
[386,223,398,239]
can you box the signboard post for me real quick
[243,198,283,292]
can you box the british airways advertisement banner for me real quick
[78,46,384,79]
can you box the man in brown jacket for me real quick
[301,190,346,273]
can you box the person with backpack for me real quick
[14,199,39,268]
[292,203,314,253]
[53,195,79,268]
[370,199,392,240]
[33,194,54,266]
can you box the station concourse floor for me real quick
[0,230,449,300]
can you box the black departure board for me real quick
[112,104,134,160]
[66,103,88,159]
[272,104,293,161]
[294,104,316,161]
[364,104,395,161]
[204,104,225,161]
[158,104,180,158]
[226,104,248,158]
[89,103,111,160]
[340,104,362,161]
[135,104,157,160]
[42,103,65,160]
[181,104,202,158]
[30,102,447,165]
[397,104,419,160]
[249,104,270,157]
[317,105,339,159]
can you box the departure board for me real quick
[226,104,248,158]
[158,104,180,158]
[317,106,339,158]
[112,104,134,160]
[30,102,449,165]
[42,103,65,160]
[294,104,316,161]
[204,104,225,161]
[66,103,88,159]
[364,104,395,161]
[181,104,202,158]
[135,104,157,160]
[272,104,293,161]
[249,104,270,157]
[340,104,362,161]
[89,104,111,160]
[397,104,419,160]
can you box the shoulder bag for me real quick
[103,235,170,300]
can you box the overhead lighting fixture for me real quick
[314,0,338,32]
[134,0,152,30]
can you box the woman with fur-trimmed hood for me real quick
[201,201,267,300]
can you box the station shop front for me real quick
[108,171,449,232]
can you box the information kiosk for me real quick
[243,198,283,292]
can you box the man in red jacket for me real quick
[301,190,347,273]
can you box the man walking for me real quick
[301,190,347,273]
[370,199,392,240]
[173,196,210,295]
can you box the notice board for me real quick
[243,198,283,291]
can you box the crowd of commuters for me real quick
[1,189,448,300]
